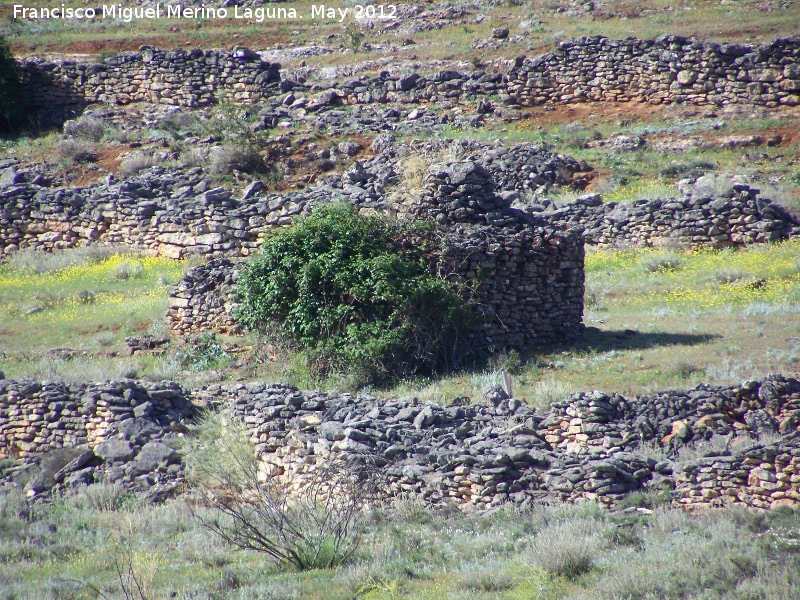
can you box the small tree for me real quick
[0,36,24,134]
[235,203,473,385]
[182,411,380,570]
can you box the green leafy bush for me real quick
[236,204,472,385]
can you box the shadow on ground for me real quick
[577,326,722,353]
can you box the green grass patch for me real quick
[379,240,800,402]
[3,486,800,599]
[0,250,186,379]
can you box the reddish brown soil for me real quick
[521,102,675,127]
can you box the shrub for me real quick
[63,115,105,142]
[54,138,97,165]
[156,110,198,140]
[3,244,124,273]
[176,332,230,372]
[111,260,144,281]
[528,521,599,579]
[343,23,365,53]
[235,204,472,385]
[181,410,380,570]
[207,143,262,175]
[118,151,155,176]
[529,377,576,409]
[660,159,715,179]
[641,252,681,273]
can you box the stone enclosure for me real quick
[20,47,281,126]
[17,35,800,129]
[4,374,800,511]
[4,34,800,512]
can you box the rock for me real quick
[413,406,435,429]
[605,135,646,152]
[676,70,697,85]
[94,440,135,462]
[338,141,362,156]
[371,133,396,154]
[485,386,510,408]
[491,27,510,39]
[240,180,263,200]
[319,421,346,441]
[745,410,779,435]
[130,442,176,475]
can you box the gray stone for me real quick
[94,440,135,462]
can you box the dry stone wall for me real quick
[20,47,281,126]
[166,258,243,337]
[15,35,800,129]
[0,142,581,259]
[507,35,800,107]
[204,374,800,511]
[212,36,800,109]
[409,161,585,349]
[5,375,800,511]
[161,175,797,343]
[0,378,193,500]
[531,180,800,248]
[326,35,800,108]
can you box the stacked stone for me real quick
[0,142,587,259]
[409,162,506,225]
[166,258,243,336]
[3,146,794,261]
[531,183,799,248]
[299,36,800,109]
[15,36,800,128]
[156,173,797,342]
[197,381,557,510]
[193,374,800,510]
[160,159,586,350]
[0,378,194,499]
[439,221,585,349]
[507,35,800,107]
[19,47,281,125]
[672,435,800,510]
[479,144,588,193]
[540,376,800,456]
[328,69,507,106]
[4,375,800,509]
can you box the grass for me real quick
[377,239,800,403]
[3,0,800,63]
[3,4,800,596]
[3,484,800,599]
[4,239,798,395]
[0,248,188,381]
[436,110,800,211]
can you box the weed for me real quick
[181,410,380,570]
[118,151,155,176]
[527,520,599,579]
[641,252,681,273]
[3,245,125,274]
[54,138,97,165]
[660,159,716,179]
[63,116,105,142]
[176,333,229,372]
[111,261,145,281]
[488,349,523,375]
[528,377,576,409]
[343,23,365,53]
